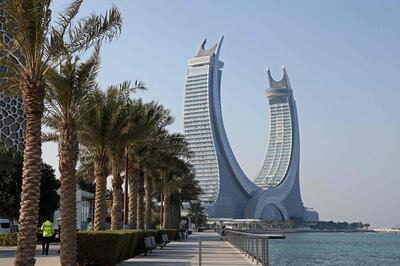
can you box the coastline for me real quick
[240,229,380,234]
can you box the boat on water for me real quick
[374,227,400,234]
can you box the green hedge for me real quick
[0,233,18,246]
[77,229,180,266]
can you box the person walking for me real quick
[41,219,54,255]
[221,224,226,236]
[86,218,93,231]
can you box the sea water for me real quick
[269,232,400,266]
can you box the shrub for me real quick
[0,233,18,246]
[77,230,138,266]
[77,229,180,266]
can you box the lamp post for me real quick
[191,199,200,232]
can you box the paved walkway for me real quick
[0,232,256,266]
[120,231,257,266]
[0,244,60,266]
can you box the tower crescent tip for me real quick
[196,38,207,56]
[282,66,291,88]
[216,36,224,58]
[267,67,274,88]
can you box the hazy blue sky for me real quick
[45,0,400,227]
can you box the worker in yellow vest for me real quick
[41,219,53,255]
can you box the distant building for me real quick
[183,39,222,204]
[304,207,320,222]
[183,37,257,214]
[53,188,94,230]
[244,66,306,220]
[0,18,25,151]
[254,68,297,189]
[0,93,25,151]
[183,38,318,221]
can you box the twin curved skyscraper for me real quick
[183,37,318,221]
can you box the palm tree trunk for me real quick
[177,202,182,229]
[123,148,129,226]
[163,194,171,229]
[171,195,181,229]
[170,197,176,229]
[177,200,182,230]
[136,170,144,229]
[144,174,152,229]
[111,156,123,230]
[15,78,45,266]
[195,212,199,232]
[128,166,138,228]
[160,193,164,229]
[94,152,108,231]
[159,171,163,228]
[58,120,78,266]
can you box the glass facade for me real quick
[254,97,293,189]
[183,62,220,204]
[254,68,296,190]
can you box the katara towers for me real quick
[183,37,317,221]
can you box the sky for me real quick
[44,0,400,228]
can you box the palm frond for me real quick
[55,0,84,37]
[0,140,22,173]
[42,131,58,142]
[68,6,122,52]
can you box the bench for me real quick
[144,236,157,255]
[160,233,170,249]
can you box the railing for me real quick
[224,230,285,266]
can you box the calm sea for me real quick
[269,232,400,266]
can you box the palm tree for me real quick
[161,163,181,229]
[123,99,145,229]
[143,132,190,229]
[160,158,199,229]
[79,84,140,231]
[0,1,122,265]
[107,81,144,230]
[123,99,148,229]
[178,173,202,228]
[78,88,114,230]
[139,107,174,229]
[127,101,174,229]
[157,134,196,229]
[44,47,102,265]
[187,201,207,231]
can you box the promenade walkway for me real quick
[121,231,257,266]
[0,244,60,266]
[0,231,256,266]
